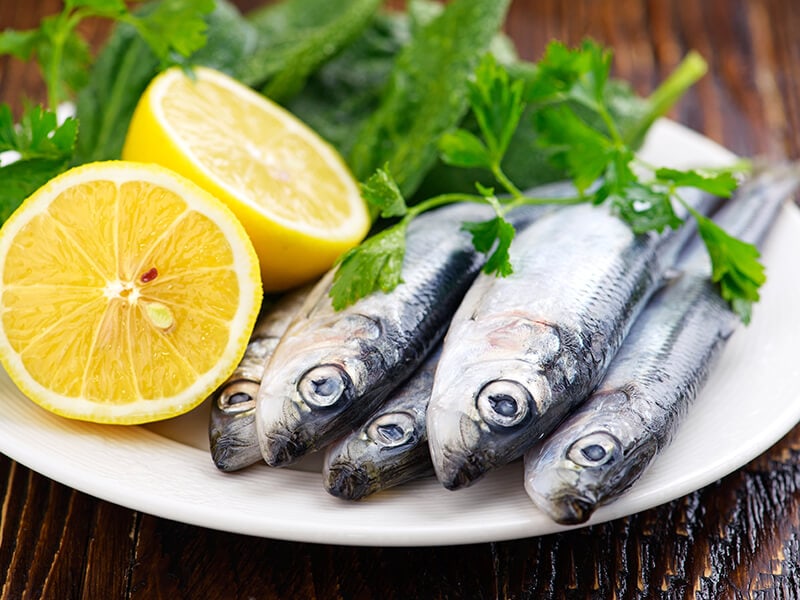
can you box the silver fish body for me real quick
[208,285,311,472]
[427,191,717,490]
[256,203,542,467]
[523,167,799,524]
[322,345,440,500]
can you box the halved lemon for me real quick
[0,161,262,424]
[122,66,370,291]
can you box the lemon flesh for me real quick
[122,67,370,291]
[0,161,262,424]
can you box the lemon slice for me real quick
[0,161,262,424]
[122,66,370,291]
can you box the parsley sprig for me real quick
[0,0,214,111]
[331,41,758,323]
[0,0,214,221]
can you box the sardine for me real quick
[256,203,543,467]
[524,167,800,524]
[426,189,719,490]
[208,285,312,472]
[323,345,440,500]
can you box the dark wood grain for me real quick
[2,1,800,598]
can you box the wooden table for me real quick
[2,1,800,598]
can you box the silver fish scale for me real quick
[208,285,313,472]
[600,275,734,450]
[523,272,736,525]
[427,199,702,490]
[524,166,800,525]
[256,202,520,467]
[322,345,441,500]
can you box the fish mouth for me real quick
[547,494,598,525]
[209,436,262,472]
[261,430,309,467]
[324,462,373,501]
[436,444,495,490]
[208,414,261,472]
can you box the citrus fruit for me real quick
[121,66,371,291]
[0,161,262,424]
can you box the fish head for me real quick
[208,376,262,471]
[256,313,386,466]
[524,392,658,524]
[323,409,429,500]
[427,316,568,490]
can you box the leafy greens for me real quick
[0,0,217,218]
[0,0,765,322]
[332,42,756,323]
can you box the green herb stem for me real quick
[406,192,490,217]
[491,162,524,199]
[625,50,708,146]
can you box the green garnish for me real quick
[0,0,214,112]
[0,0,215,219]
[0,103,77,221]
[0,1,762,322]
[241,0,382,102]
[331,40,756,323]
[347,0,512,197]
[691,207,764,325]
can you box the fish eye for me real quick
[367,412,417,448]
[476,380,532,429]
[217,380,260,414]
[298,364,352,409]
[567,432,620,467]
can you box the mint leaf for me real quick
[360,166,408,218]
[329,224,407,310]
[695,212,764,324]
[462,216,516,276]
[438,129,492,169]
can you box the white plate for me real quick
[1,120,799,547]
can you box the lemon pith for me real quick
[0,161,262,424]
[122,67,370,291]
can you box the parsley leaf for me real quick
[360,165,408,218]
[329,36,759,320]
[694,211,764,324]
[128,0,214,65]
[329,224,408,311]
[526,40,612,114]
[534,105,612,193]
[467,53,526,162]
[0,104,77,159]
[462,215,516,276]
[0,0,214,110]
[608,180,681,234]
[0,103,77,220]
[438,129,492,170]
[654,167,739,197]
